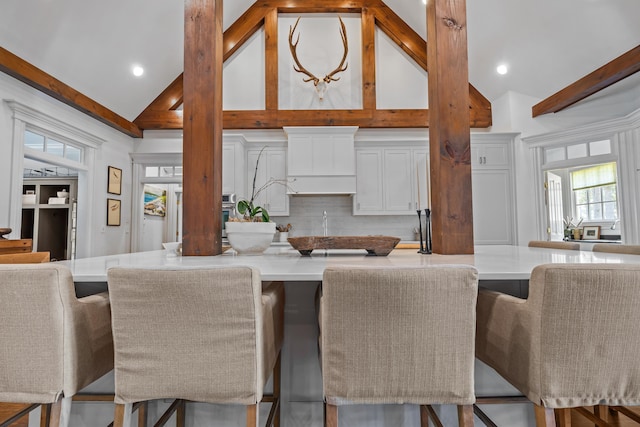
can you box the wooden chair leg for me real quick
[325,403,338,427]
[556,408,571,427]
[419,405,430,427]
[113,403,132,427]
[594,405,608,426]
[246,403,258,427]
[176,400,185,427]
[458,405,474,427]
[40,403,51,427]
[535,404,557,427]
[137,401,147,427]
[47,399,62,427]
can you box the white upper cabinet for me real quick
[471,143,510,167]
[246,146,289,217]
[354,149,384,212]
[354,146,428,215]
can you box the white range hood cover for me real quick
[284,126,358,195]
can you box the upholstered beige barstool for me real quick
[107,266,284,427]
[0,264,114,427]
[592,243,640,255]
[476,263,640,427]
[528,240,580,250]
[320,265,479,427]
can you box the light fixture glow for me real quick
[132,65,144,77]
[422,0,427,4]
[496,64,508,75]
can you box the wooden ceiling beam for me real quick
[533,44,640,117]
[136,0,492,130]
[0,47,142,138]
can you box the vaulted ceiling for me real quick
[1,0,639,136]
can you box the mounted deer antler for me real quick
[288,16,349,100]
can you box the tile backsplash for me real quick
[271,195,418,241]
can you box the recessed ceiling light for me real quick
[422,0,427,4]
[132,65,144,77]
[496,64,508,75]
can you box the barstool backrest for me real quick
[107,266,268,405]
[321,265,478,406]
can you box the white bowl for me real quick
[225,221,276,255]
[57,191,69,199]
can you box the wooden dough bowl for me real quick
[288,236,401,256]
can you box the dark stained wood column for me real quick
[183,0,223,255]
[427,0,474,254]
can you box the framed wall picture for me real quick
[108,166,122,195]
[107,198,121,226]
[582,226,600,240]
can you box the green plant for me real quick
[236,146,295,222]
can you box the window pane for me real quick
[24,130,45,151]
[65,145,82,162]
[589,140,611,156]
[589,203,602,220]
[46,139,64,157]
[576,205,588,220]
[575,189,588,205]
[145,167,159,177]
[174,167,183,176]
[567,143,587,159]
[601,184,617,202]
[587,187,601,203]
[602,202,617,220]
[545,147,565,163]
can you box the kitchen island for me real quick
[53,245,640,427]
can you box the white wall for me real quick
[0,72,135,257]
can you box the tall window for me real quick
[571,162,618,221]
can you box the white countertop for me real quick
[56,245,640,282]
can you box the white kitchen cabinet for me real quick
[471,143,510,167]
[222,139,247,196]
[354,147,428,215]
[222,143,235,194]
[247,147,289,216]
[354,150,384,212]
[472,169,514,244]
[470,134,516,245]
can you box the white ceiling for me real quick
[1,0,639,122]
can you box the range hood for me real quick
[284,126,358,195]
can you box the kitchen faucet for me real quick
[322,211,328,236]
[611,219,620,230]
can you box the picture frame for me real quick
[107,198,121,226]
[107,166,122,195]
[582,226,600,240]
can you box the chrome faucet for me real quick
[322,211,328,236]
[611,219,620,230]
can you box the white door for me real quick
[546,171,564,241]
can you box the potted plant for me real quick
[276,223,292,242]
[225,147,294,255]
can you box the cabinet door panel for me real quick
[472,170,513,244]
[414,149,429,211]
[354,150,384,213]
[265,150,289,215]
[222,144,235,194]
[384,149,413,212]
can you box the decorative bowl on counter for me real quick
[288,235,401,256]
[225,221,276,255]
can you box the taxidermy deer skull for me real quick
[288,16,349,101]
